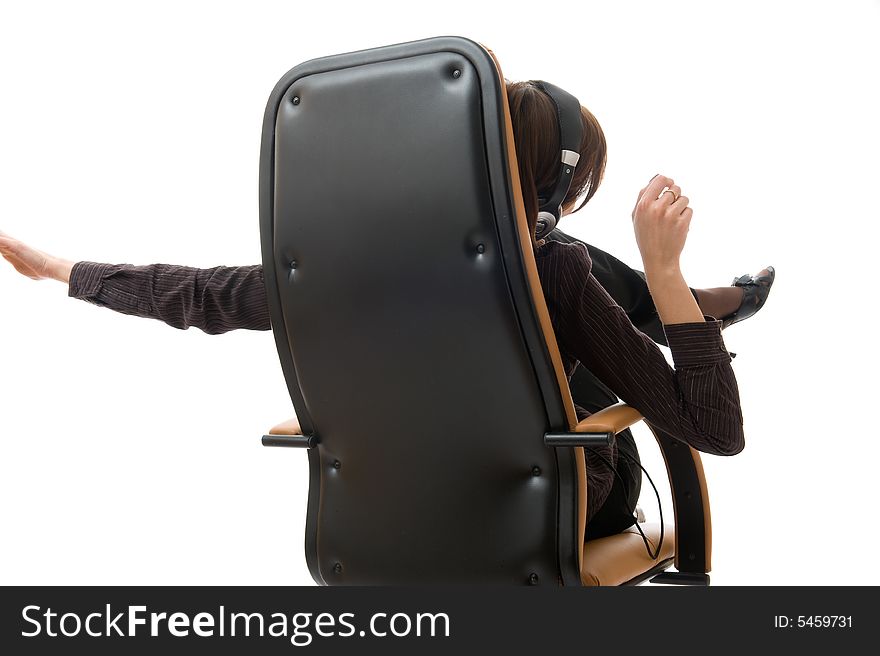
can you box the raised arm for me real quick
[552,174,745,456]
[558,252,744,456]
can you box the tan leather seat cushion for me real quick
[581,522,674,586]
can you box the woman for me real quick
[0,80,773,542]
[507,80,772,539]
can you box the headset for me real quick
[531,80,584,241]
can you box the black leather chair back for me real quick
[259,36,581,585]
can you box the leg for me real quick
[568,361,643,541]
[585,428,642,541]
[546,228,771,332]
[692,287,744,321]
[696,267,774,327]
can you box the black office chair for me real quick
[258,35,711,586]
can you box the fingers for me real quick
[657,184,682,205]
[0,235,18,253]
[669,194,690,215]
[679,206,694,231]
[636,174,667,202]
[643,175,672,204]
[633,175,694,220]
[636,173,660,201]
[658,189,676,205]
[634,174,673,216]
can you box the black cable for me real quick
[585,445,664,561]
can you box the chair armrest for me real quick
[563,402,712,579]
[573,402,642,435]
[268,418,302,435]
[262,417,317,448]
[545,402,643,448]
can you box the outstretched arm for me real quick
[0,230,270,334]
[68,262,270,334]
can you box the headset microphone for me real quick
[532,80,584,241]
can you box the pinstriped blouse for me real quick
[68,239,743,524]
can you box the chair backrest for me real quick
[259,35,586,585]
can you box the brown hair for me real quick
[506,80,607,246]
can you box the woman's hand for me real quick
[630,175,704,325]
[0,230,74,283]
[631,174,693,275]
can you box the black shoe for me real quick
[722,266,775,329]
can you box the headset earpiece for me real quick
[535,210,557,239]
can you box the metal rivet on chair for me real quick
[476,243,485,254]
[289,259,297,270]
[333,562,342,573]
[531,466,541,477]
[333,459,341,469]
[292,95,300,105]
[452,69,461,78]
[528,572,539,585]
[565,167,571,174]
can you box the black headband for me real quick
[531,80,583,240]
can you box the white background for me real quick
[1,0,878,585]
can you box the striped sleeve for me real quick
[553,243,745,457]
[68,261,271,334]
[663,320,731,366]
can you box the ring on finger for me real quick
[660,189,679,202]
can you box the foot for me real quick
[722,266,775,329]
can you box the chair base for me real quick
[619,558,675,586]
[648,570,710,586]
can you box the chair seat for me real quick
[581,522,675,586]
